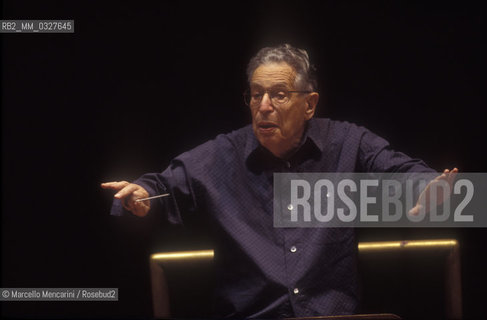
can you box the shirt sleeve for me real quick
[107,130,233,223]
[358,128,436,174]
[109,156,198,226]
[356,127,438,203]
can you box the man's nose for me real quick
[258,93,274,113]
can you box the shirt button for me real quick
[293,288,299,294]
[290,246,297,253]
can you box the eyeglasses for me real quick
[243,88,312,107]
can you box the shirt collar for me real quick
[245,118,324,172]
[304,117,326,152]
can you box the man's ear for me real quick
[304,92,319,120]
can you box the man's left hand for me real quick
[408,168,459,216]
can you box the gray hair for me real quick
[246,44,317,91]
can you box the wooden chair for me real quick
[150,239,461,319]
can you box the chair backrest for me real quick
[150,239,461,319]
[150,250,214,318]
[358,239,461,319]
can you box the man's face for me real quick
[249,62,318,159]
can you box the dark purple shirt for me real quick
[111,118,434,318]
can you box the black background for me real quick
[1,0,486,318]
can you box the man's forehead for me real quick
[250,62,296,87]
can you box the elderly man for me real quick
[102,44,456,318]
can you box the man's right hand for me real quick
[101,181,151,217]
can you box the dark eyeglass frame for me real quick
[243,88,313,107]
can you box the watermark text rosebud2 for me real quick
[273,172,485,228]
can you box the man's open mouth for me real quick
[258,122,279,129]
